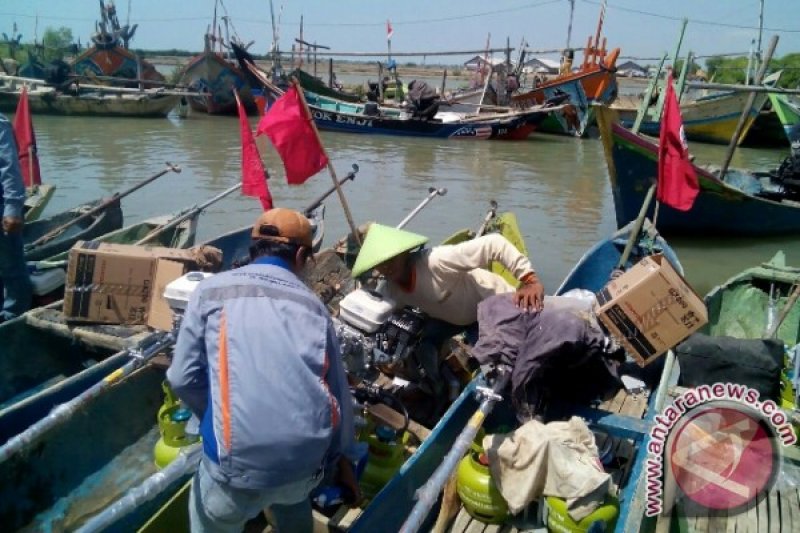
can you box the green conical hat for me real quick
[351,224,429,277]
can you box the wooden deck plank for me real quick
[757,489,770,532]
[449,505,474,533]
[743,496,759,533]
[767,490,781,533]
[779,490,792,533]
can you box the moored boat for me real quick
[0,75,180,117]
[23,198,124,261]
[318,218,682,533]
[178,35,256,115]
[23,183,55,221]
[769,93,800,145]
[596,106,800,236]
[0,205,331,531]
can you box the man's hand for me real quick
[514,276,544,312]
[336,455,363,507]
[2,216,22,234]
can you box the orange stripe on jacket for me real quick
[219,311,232,450]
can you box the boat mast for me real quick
[757,0,764,63]
[566,0,575,49]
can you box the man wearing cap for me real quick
[351,224,543,412]
[168,208,360,533]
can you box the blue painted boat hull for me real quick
[598,108,800,236]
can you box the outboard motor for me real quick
[334,288,427,377]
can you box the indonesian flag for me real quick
[257,85,328,185]
[657,72,699,211]
[387,20,393,40]
[235,89,273,210]
[12,86,41,187]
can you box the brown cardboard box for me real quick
[63,241,195,326]
[595,254,708,366]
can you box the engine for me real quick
[334,288,427,376]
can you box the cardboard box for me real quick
[595,254,708,366]
[63,241,196,327]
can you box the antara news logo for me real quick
[645,382,796,517]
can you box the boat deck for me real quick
[310,386,650,532]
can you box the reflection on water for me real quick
[18,111,799,295]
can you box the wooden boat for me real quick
[0,205,330,531]
[769,93,800,145]
[301,90,555,140]
[596,106,800,236]
[0,75,180,117]
[178,35,256,115]
[306,218,681,533]
[609,83,772,146]
[23,183,55,221]
[704,251,800,347]
[23,198,124,261]
[511,41,620,137]
[72,0,164,86]
[0,216,196,443]
[293,67,362,103]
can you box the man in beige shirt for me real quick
[351,224,544,418]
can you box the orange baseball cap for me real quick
[251,208,313,248]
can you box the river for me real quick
[15,110,799,297]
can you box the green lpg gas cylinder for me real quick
[456,449,509,525]
[545,495,619,533]
[360,425,408,499]
[154,381,200,469]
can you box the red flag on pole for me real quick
[657,72,699,211]
[235,89,273,210]
[256,85,328,185]
[12,86,42,187]
[387,20,393,40]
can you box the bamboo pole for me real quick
[653,19,688,121]
[291,77,361,245]
[684,82,800,96]
[632,53,667,134]
[675,51,692,102]
[719,35,779,178]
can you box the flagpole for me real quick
[291,77,362,245]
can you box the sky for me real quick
[2,0,799,66]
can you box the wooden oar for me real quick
[399,368,511,533]
[26,163,181,250]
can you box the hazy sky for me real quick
[2,0,799,65]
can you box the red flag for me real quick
[657,72,699,211]
[256,85,328,185]
[387,20,394,40]
[12,86,42,187]
[235,89,273,210]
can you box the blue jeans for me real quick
[0,230,31,321]
[189,459,319,533]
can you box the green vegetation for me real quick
[705,53,800,88]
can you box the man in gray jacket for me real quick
[0,113,31,321]
[168,208,360,532]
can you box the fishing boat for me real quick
[596,106,800,236]
[0,204,331,531]
[0,74,181,117]
[72,0,164,86]
[325,218,681,533]
[608,73,779,146]
[511,41,620,137]
[768,93,800,145]
[23,183,56,221]
[23,198,124,261]
[178,35,256,115]
[303,90,554,140]
[293,67,362,103]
